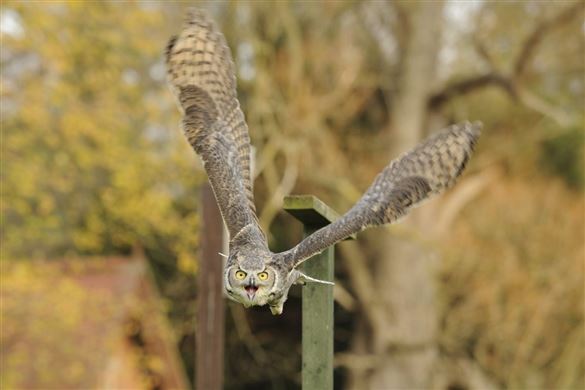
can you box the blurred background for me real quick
[1,1,583,389]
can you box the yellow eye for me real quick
[235,270,246,280]
[258,271,269,281]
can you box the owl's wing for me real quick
[166,10,260,240]
[278,122,481,269]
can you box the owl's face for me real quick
[224,264,278,308]
[222,246,301,314]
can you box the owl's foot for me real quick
[269,304,283,315]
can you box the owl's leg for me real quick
[268,273,294,315]
[268,269,335,315]
[269,303,285,315]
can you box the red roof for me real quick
[1,257,189,389]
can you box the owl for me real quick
[166,9,481,315]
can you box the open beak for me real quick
[245,285,258,300]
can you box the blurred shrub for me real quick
[541,127,584,190]
[1,2,200,264]
[440,177,584,389]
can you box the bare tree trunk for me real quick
[370,233,440,389]
[197,184,225,390]
[388,1,445,155]
[356,2,446,388]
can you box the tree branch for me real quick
[428,73,516,110]
[431,167,500,238]
[472,33,497,71]
[258,147,298,232]
[334,352,380,370]
[514,1,585,78]
[429,1,583,125]
[333,281,357,311]
[515,85,572,127]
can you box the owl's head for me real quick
[224,265,277,307]
[223,247,282,309]
[223,241,332,315]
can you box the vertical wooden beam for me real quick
[196,184,225,390]
[284,195,351,390]
[301,231,333,390]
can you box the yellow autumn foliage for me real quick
[2,2,201,273]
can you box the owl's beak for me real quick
[245,285,258,300]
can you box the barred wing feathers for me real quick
[166,10,258,239]
[279,122,481,268]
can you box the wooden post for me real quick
[196,184,225,390]
[284,195,354,390]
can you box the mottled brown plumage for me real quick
[166,9,481,314]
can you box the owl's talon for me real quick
[270,304,283,315]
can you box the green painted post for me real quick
[283,195,355,390]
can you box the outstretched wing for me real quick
[166,10,259,240]
[278,122,481,268]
